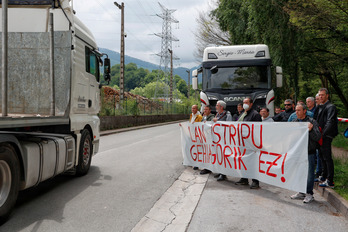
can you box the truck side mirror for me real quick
[192,69,198,77]
[104,58,111,83]
[192,77,198,90]
[276,66,283,88]
[210,65,218,74]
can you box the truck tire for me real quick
[76,130,92,176]
[0,144,20,224]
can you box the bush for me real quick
[332,122,348,150]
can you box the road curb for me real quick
[314,182,348,219]
[131,167,209,232]
[100,120,185,136]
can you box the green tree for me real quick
[212,0,302,102]
[206,0,347,116]
[176,78,188,95]
[131,81,169,99]
[284,0,348,113]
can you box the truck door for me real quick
[85,47,101,114]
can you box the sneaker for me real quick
[290,192,306,200]
[250,181,259,189]
[193,167,198,170]
[319,180,334,188]
[214,173,221,178]
[314,176,325,182]
[303,194,314,203]
[217,174,226,181]
[235,178,249,185]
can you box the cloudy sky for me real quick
[73,0,214,69]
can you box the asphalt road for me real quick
[1,123,348,232]
[0,123,185,232]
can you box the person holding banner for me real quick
[290,103,321,203]
[200,105,215,175]
[235,97,262,189]
[201,105,215,122]
[189,105,203,123]
[212,101,232,123]
[180,105,203,170]
[213,100,232,181]
[179,105,203,126]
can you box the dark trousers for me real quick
[319,137,334,183]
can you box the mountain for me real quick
[99,48,200,83]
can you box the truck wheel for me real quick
[76,130,92,176]
[0,144,20,224]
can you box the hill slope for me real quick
[99,48,200,83]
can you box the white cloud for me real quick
[73,0,212,68]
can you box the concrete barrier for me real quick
[100,114,189,131]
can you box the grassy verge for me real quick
[333,156,348,200]
[332,122,348,150]
[332,121,348,200]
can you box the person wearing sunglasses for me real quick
[273,99,295,122]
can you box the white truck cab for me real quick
[0,0,110,222]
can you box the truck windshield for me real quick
[203,66,269,90]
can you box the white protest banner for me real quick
[180,121,309,193]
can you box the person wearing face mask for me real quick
[235,97,262,189]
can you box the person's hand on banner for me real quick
[308,123,313,131]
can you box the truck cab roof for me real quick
[203,44,270,62]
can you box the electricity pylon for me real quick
[154,2,179,103]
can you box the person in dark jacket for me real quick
[232,103,243,121]
[313,93,322,179]
[235,97,262,189]
[290,103,321,203]
[201,105,215,122]
[316,88,338,188]
[274,106,282,115]
[273,99,295,122]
